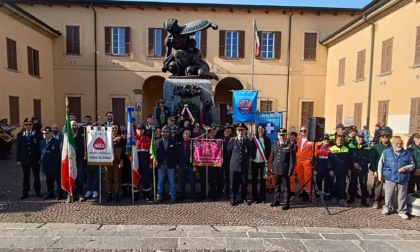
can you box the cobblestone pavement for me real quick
[1,152,419,229]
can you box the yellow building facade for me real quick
[3,0,364,129]
[322,0,420,139]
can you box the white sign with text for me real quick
[86,126,113,165]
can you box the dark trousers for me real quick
[45,172,61,196]
[408,172,420,193]
[331,174,347,200]
[230,170,248,202]
[251,161,266,202]
[74,158,84,196]
[223,164,230,196]
[139,152,152,196]
[179,165,196,198]
[209,167,224,196]
[199,167,207,198]
[348,171,368,200]
[315,169,331,195]
[273,174,290,204]
[373,176,384,202]
[22,163,41,194]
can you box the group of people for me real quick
[11,108,420,219]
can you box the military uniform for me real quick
[39,127,61,199]
[270,128,296,210]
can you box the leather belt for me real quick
[137,149,149,152]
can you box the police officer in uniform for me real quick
[227,123,252,206]
[270,128,296,210]
[16,118,43,199]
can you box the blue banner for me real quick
[255,113,283,145]
[233,90,258,123]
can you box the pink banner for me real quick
[192,139,223,167]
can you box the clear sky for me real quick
[115,0,374,9]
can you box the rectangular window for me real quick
[377,100,389,126]
[66,25,80,55]
[33,99,42,123]
[414,27,420,65]
[105,27,130,55]
[260,100,273,112]
[301,101,314,127]
[354,103,362,130]
[226,31,239,58]
[381,38,393,74]
[338,58,346,85]
[6,38,17,71]
[261,32,275,59]
[190,31,201,50]
[303,32,317,61]
[9,96,19,125]
[148,28,166,57]
[409,98,420,134]
[190,30,207,57]
[67,97,81,122]
[356,49,366,80]
[336,104,343,126]
[27,47,40,77]
[112,98,126,126]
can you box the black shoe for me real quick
[230,198,236,206]
[348,196,355,203]
[35,192,43,197]
[106,193,113,202]
[270,201,280,207]
[243,200,252,205]
[56,195,62,200]
[361,200,369,207]
[134,195,140,201]
[43,194,54,200]
[289,192,296,197]
[19,194,29,200]
[114,194,120,202]
[301,192,310,201]
[282,204,290,210]
[178,196,185,202]
[191,195,200,202]
[355,192,362,199]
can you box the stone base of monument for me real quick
[408,193,420,217]
[160,77,221,124]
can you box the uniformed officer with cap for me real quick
[270,128,296,210]
[16,118,43,199]
[227,122,252,206]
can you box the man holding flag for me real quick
[126,107,140,203]
[61,107,77,203]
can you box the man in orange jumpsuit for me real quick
[295,126,315,201]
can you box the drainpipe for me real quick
[364,14,375,130]
[285,9,294,129]
[91,3,98,121]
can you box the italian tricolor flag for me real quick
[61,108,77,195]
[254,21,260,56]
[126,106,140,189]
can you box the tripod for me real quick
[290,142,331,215]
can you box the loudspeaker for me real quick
[307,117,325,142]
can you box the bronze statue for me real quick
[162,18,219,81]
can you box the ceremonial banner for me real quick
[86,126,113,165]
[192,139,223,167]
[255,112,283,145]
[233,90,258,123]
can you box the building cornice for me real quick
[1,0,61,37]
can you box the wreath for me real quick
[173,101,200,122]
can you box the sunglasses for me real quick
[24,123,32,126]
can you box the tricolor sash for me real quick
[253,136,268,178]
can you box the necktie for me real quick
[26,131,30,138]
[46,140,49,145]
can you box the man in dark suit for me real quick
[227,123,252,206]
[16,118,43,199]
[177,128,198,201]
[39,127,62,200]
[155,125,177,203]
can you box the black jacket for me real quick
[227,137,252,172]
[16,130,42,165]
[271,141,295,176]
[156,137,177,168]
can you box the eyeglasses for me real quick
[24,123,32,126]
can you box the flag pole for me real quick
[251,19,256,90]
[99,164,102,204]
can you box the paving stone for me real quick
[0,236,22,248]
[40,224,100,230]
[154,231,187,238]
[301,240,363,252]
[225,238,264,251]
[12,237,61,249]
[50,237,93,249]
[396,234,420,240]
[84,237,143,250]
[358,234,402,240]
[115,230,156,238]
[0,229,21,236]
[175,225,215,231]
[257,226,306,233]
[0,223,43,229]
[177,238,225,250]
[263,239,308,251]
[100,225,175,231]
[353,240,399,251]
[401,230,420,235]
[305,227,344,233]
[321,233,361,240]
[359,228,405,234]
[247,232,283,239]
[387,241,420,252]
[141,238,178,251]
[212,231,248,238]
[213,226,256,232]
[283,233,322,239]
[187,231,214,237]
[77,230,117,237]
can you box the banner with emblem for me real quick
[86,126,113,165]
[233,90,258,123]
[255,113,283,145]
[192,139,223,167]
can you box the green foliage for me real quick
[173,101,200,121]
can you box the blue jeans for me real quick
[85,165,99,192]
[157,165,176,198]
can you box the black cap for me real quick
[336,123,345,129]
[42,127,53,134]
[23,118,32,124]
[277,128,287,135]
[356,132,365,137]
[137,125,146,130]
[323,134,329,139]
[234,122,247,131]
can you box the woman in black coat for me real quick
[251,123,271,203]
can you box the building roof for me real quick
[1,0,61,37]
